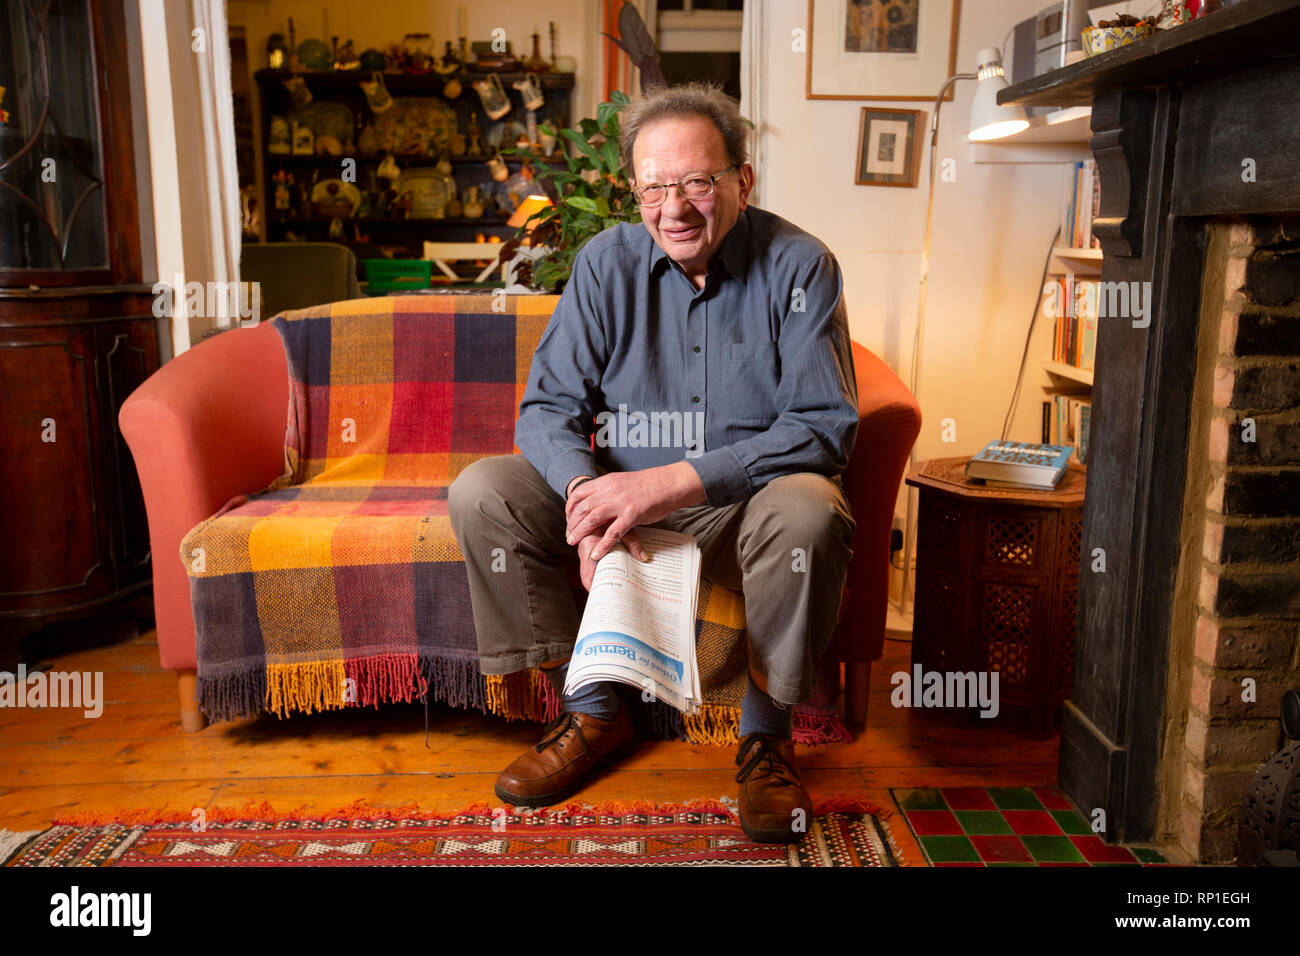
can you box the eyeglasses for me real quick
[631,165,737,207]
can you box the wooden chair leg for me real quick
[844,660,871,726]
[177,670,206,732]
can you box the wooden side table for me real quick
[905,457,1086,738]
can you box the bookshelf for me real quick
[1044,361,1094,388]
[1050,246,1102,275]
[1041,155,1100,464]
[964,105,1101,461]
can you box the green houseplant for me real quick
[498,90,641,293]
[497,1,666,292]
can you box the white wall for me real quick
[759,0,1071,467]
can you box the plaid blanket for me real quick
[181,295,847,744]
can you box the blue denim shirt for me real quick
[515,205,859,507]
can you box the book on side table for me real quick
[965,441,1074,491]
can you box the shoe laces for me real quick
[535,712,589,757]
[734,734,801,787]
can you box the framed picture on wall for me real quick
[855,107,925,187]
[807,0,962,101]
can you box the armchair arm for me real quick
[119,322,288,670]
[839,342,922,662]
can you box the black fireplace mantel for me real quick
[1001,1,1300,844]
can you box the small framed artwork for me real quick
[807,0,962,101]
[855,108,925,187]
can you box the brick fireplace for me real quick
[1165,218,1300,862]
[1001,1,1300,859]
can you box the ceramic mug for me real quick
[513,73,545,111]
[360,72,393,113]
[473,73,511,121]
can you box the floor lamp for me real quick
[893,47,1029,635]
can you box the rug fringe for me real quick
[48,794,882,827]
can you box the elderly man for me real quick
[448,81,858,843]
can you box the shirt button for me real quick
[692,395,700,403]
[693,346,701,353]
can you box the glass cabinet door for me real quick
[0,0,110,279]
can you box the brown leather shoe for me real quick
[734,733,813,844]
[495,704,637,808]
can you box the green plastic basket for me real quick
[363,258,432,293]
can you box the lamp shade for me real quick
[967,46,1029,141]
[507,194,553,230]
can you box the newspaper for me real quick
[563,527,702,715]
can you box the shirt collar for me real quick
[648,206,750,286]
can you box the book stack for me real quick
[1043,394,1091,466]
[1063,159,1101,250]
[1049,276,1098,371]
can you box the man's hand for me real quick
[575,532,605,591]
[565,462,706,562]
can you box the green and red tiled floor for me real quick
[892,787,1170,866]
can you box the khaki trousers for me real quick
[447,454,855,705]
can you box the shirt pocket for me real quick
[723,342,776,365]
[715,341,780,426]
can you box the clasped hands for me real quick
[564,461,706,590]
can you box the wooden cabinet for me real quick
[0,294,160,650]
[0,298,160,605]
[0,0,158,663]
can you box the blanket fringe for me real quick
[197,668,268,723]
[197,655,852,748]
[683,704,744,746]
[266,660,347,717]
[484,670,539,721]
[419,655,488,712]
[349,654,427,708]
[793,710,853,745]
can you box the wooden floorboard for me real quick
[0,622,1058,866]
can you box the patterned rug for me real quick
[2,798,899,867]
[893,787,1171,866]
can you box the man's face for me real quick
[630,115,753,281]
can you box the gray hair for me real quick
[618,81,749,181]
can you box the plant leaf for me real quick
[558,128,599,164]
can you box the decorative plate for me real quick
[368,98,458,156]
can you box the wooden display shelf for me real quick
[265,153,567,167]
[255,69,576,90]
[270,216,512,226]
[1044,360,1094,388]
[967,107,1092,164]
[1050,246,1103,275]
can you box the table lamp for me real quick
[506,194,554,239]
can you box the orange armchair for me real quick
[120,317,919,732]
